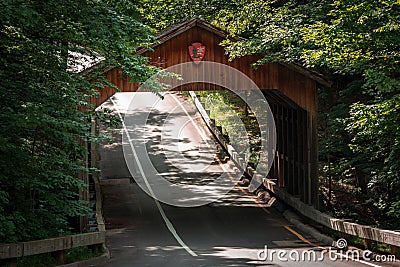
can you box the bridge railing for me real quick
[189,91,400,255]
[1,212,105,267]
[0,231,105,266]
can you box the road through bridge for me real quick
[94,92,384,267]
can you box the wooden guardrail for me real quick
[0,231,105,266]
[189,91,400,253]
[262,183,400,248]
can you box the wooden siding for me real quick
[91,26,317,117]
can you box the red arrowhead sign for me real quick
[188,42,206,64]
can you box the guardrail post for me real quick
[391,245,400,258]
[5,258,17,267]
[52,250,66,264]
[89,243,103,254]
[364,238,373,250]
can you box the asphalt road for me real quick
[96,92,394,267]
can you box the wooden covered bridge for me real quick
[90,18,330,208]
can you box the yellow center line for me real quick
[283,225,322,248]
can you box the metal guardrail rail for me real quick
[189,91,400,251]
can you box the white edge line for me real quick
[170,93,207,140]
[171,94,236,174]
[110,96,198,257]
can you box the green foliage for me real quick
[199,91,261,168]
[17,253,61,267]
[136,0,242,30]
[65,245,104,263]
[221,0,400,76]
[347,96,400,227]
[0,0,156,242]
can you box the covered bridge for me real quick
[90,18,330,208]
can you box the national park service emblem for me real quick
[188,42,206,64]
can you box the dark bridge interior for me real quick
[264,90,314,205]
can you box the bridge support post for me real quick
[3,258,16,267]
[78,136,89,232]
[391,245,400,258]
[52,250,66,264]
[310,110,319,209]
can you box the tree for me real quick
[0,0,157,242]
